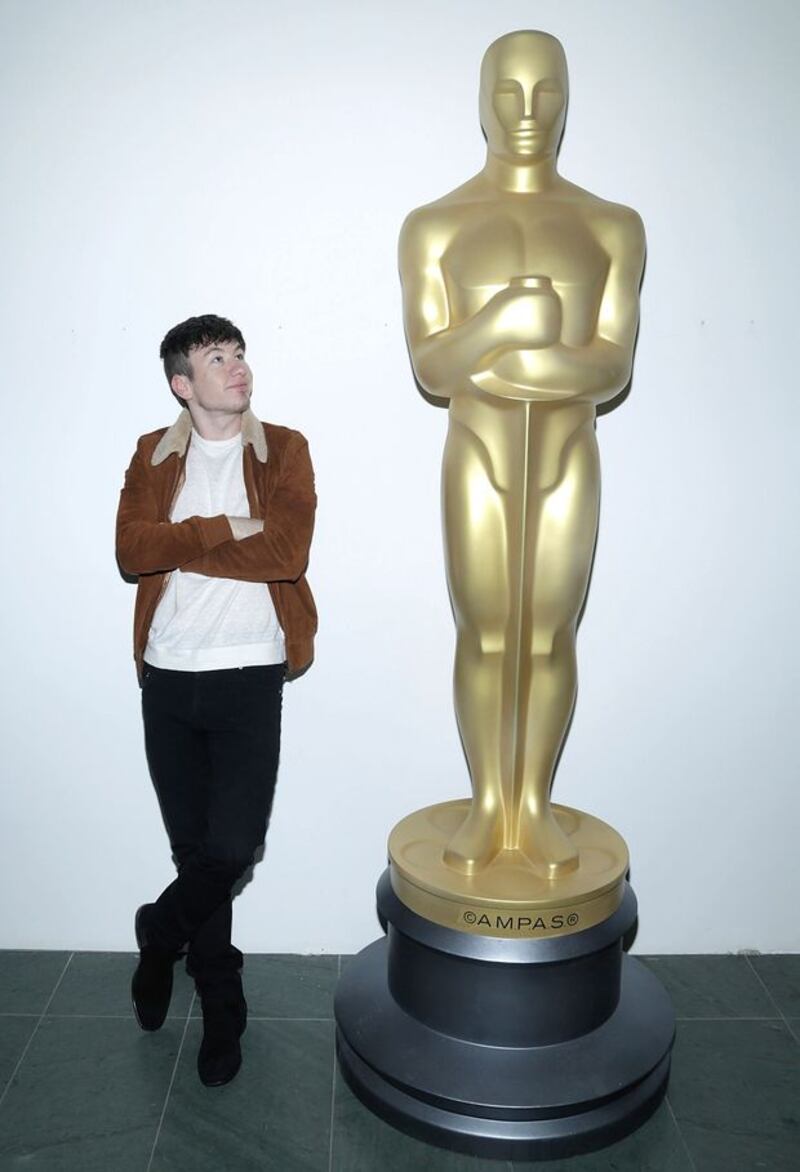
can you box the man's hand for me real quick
[228,516,264,541]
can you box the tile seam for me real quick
[25,1012,187,1020]
[327,1019,337,1172]
[23,1011,784,1023]
[744,955,796,1039]
[0,951,74,1111]
[328,954,342,1172]
[674,1015,782,1022]
[145,989,195,1172]
[187,1014,334,1022]
[665,1091,699,1172]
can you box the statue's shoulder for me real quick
[400,176,485,255]
[593,198,646,258]
[560,180,645,245]
[594,198,644,242]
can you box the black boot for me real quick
[196,973,247,1087]
[131,904,182,1031]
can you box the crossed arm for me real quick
[116,434,316,584]
[399,207,645,405]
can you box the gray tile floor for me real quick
[0,951,797,1170]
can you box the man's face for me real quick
[172,339,253,415]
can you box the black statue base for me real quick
[334,871,675,1161]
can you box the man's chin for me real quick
[197,400,251,419]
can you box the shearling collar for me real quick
[151,408,268,466]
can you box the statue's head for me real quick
[479,31,568,164]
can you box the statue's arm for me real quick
[475,208,646,405]
[398,212,516,400]
[542,208,646,403]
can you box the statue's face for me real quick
[480,32,568,163]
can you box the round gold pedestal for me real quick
[388,800,629,939]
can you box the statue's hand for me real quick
[482,278,562,351]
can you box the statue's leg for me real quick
[516,419,600,876]
[515,627,580,874]
[441,420,511,874]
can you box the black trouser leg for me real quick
[141,663,284,979]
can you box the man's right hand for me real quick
[228,517,264,541]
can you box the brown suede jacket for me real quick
[116,408,317,680]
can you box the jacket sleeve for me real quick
[182,434,316,584]
[116,442,233,575]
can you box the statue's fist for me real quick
[487,276,562,349]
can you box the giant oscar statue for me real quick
[335,31,675,1160]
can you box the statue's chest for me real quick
[441,208,608,321]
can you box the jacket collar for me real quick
[151,408,268,466]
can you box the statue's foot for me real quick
[518,809,579,879]
[443,806,502,875]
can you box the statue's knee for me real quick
[478,632,506,656]
[531,626,575,659]
[531,629,557,658]
[455,623,505,659]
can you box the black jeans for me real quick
[141,662,285,984]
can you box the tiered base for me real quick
[335,872,675,1161]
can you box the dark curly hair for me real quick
[159,314,246,385]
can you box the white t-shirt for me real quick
[144,431,285,671]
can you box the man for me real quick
[116,314,316,1086]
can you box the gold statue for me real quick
[334,37,669,1160]
[397,30,645,891]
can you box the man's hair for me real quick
[159,314,246,385]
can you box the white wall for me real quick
[1,0,797,954]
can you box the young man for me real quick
[116,314,316,1086]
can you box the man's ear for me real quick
[171,373,192,402]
